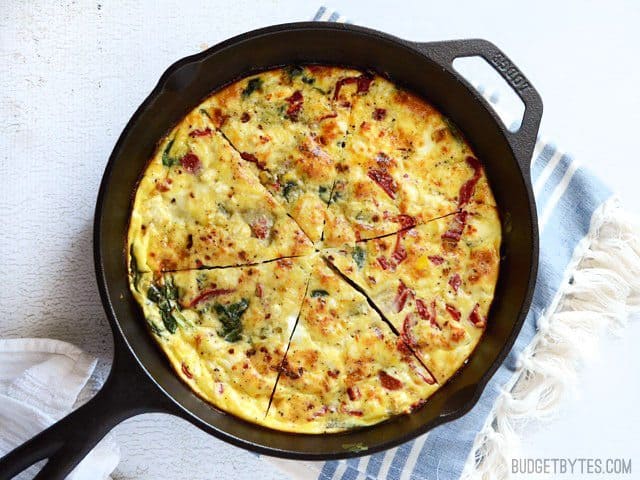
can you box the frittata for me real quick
[127,66,501,433]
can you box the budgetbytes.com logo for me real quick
[512,458,632,477]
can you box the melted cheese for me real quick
[127,65,502,433]
[130,258,311,424]
[323,77,496,247]
[199,67,357,242]
[127,110,313,272]
[325,203,501,383]
[266,257,438,433]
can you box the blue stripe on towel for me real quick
[535,153,574,212]
[320,460,339,480]
[365,451,384,478]
[313,6,327,21]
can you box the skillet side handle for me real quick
[413,39,543,176]
[0,345,176,480]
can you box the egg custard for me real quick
[127,66,501,433]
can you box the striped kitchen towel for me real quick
[262,7,640,480]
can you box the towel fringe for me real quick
[461,197,640,480]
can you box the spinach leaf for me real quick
[352,246,366,269]
[318,185,330,204]
[129,243,141,292]
[282,181,298,202]
[162,139,177,167]
[147,284,163,303]
[160,308,178,334]
[199,108,212,119]
[285,66,303,79]
[171,308,190,328]
[163,276,179,305]
[242,78,263,98]
[301,75,315,85]
[214,299,249,342]
[146,278,184,334]
[310,289,329,298]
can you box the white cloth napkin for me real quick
[0,338,120,480]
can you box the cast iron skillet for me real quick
[0,22,541,479]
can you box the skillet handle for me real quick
[413,39,543,175]
[0,343,177,480]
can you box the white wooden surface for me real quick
[1,1,638,479]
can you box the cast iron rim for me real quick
[93,21,539,459]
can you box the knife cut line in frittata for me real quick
[265,274,311,418]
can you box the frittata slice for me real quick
[323,74,496,247]
[130,257,312,425]
[265,256,438,433]
[323,203,501,383]
[127,109,313,272]
[199,67,357,242]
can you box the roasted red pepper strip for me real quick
[181,362,193,379]
[396,337,413,356]
[188,128,212,138]
[377,221,413,271]
[378,370,403,390]
[445,304,461,321]
[333,74,374,100]
[401,315,418,346]
[469,303,486,328]
[390,245,407,267]
[442,211,468,243]
[180,152,202,174]
[416,298,439,330]
[240,151,267,170]
[318,112,338,121]
[285,90,304,121]
[367,168,398,199]
[428,255,444,265]
[189,288,235,308]
[393,281,413,313]
[448,274,462,293]
[458,156,483,207]
[356,74,374,94]
[308,405,328,420]
[377,256,392,270]
[347,386,361,401]
[392,214,416,230]
[333,77,357,100]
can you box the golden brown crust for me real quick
[127,65,501,433]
